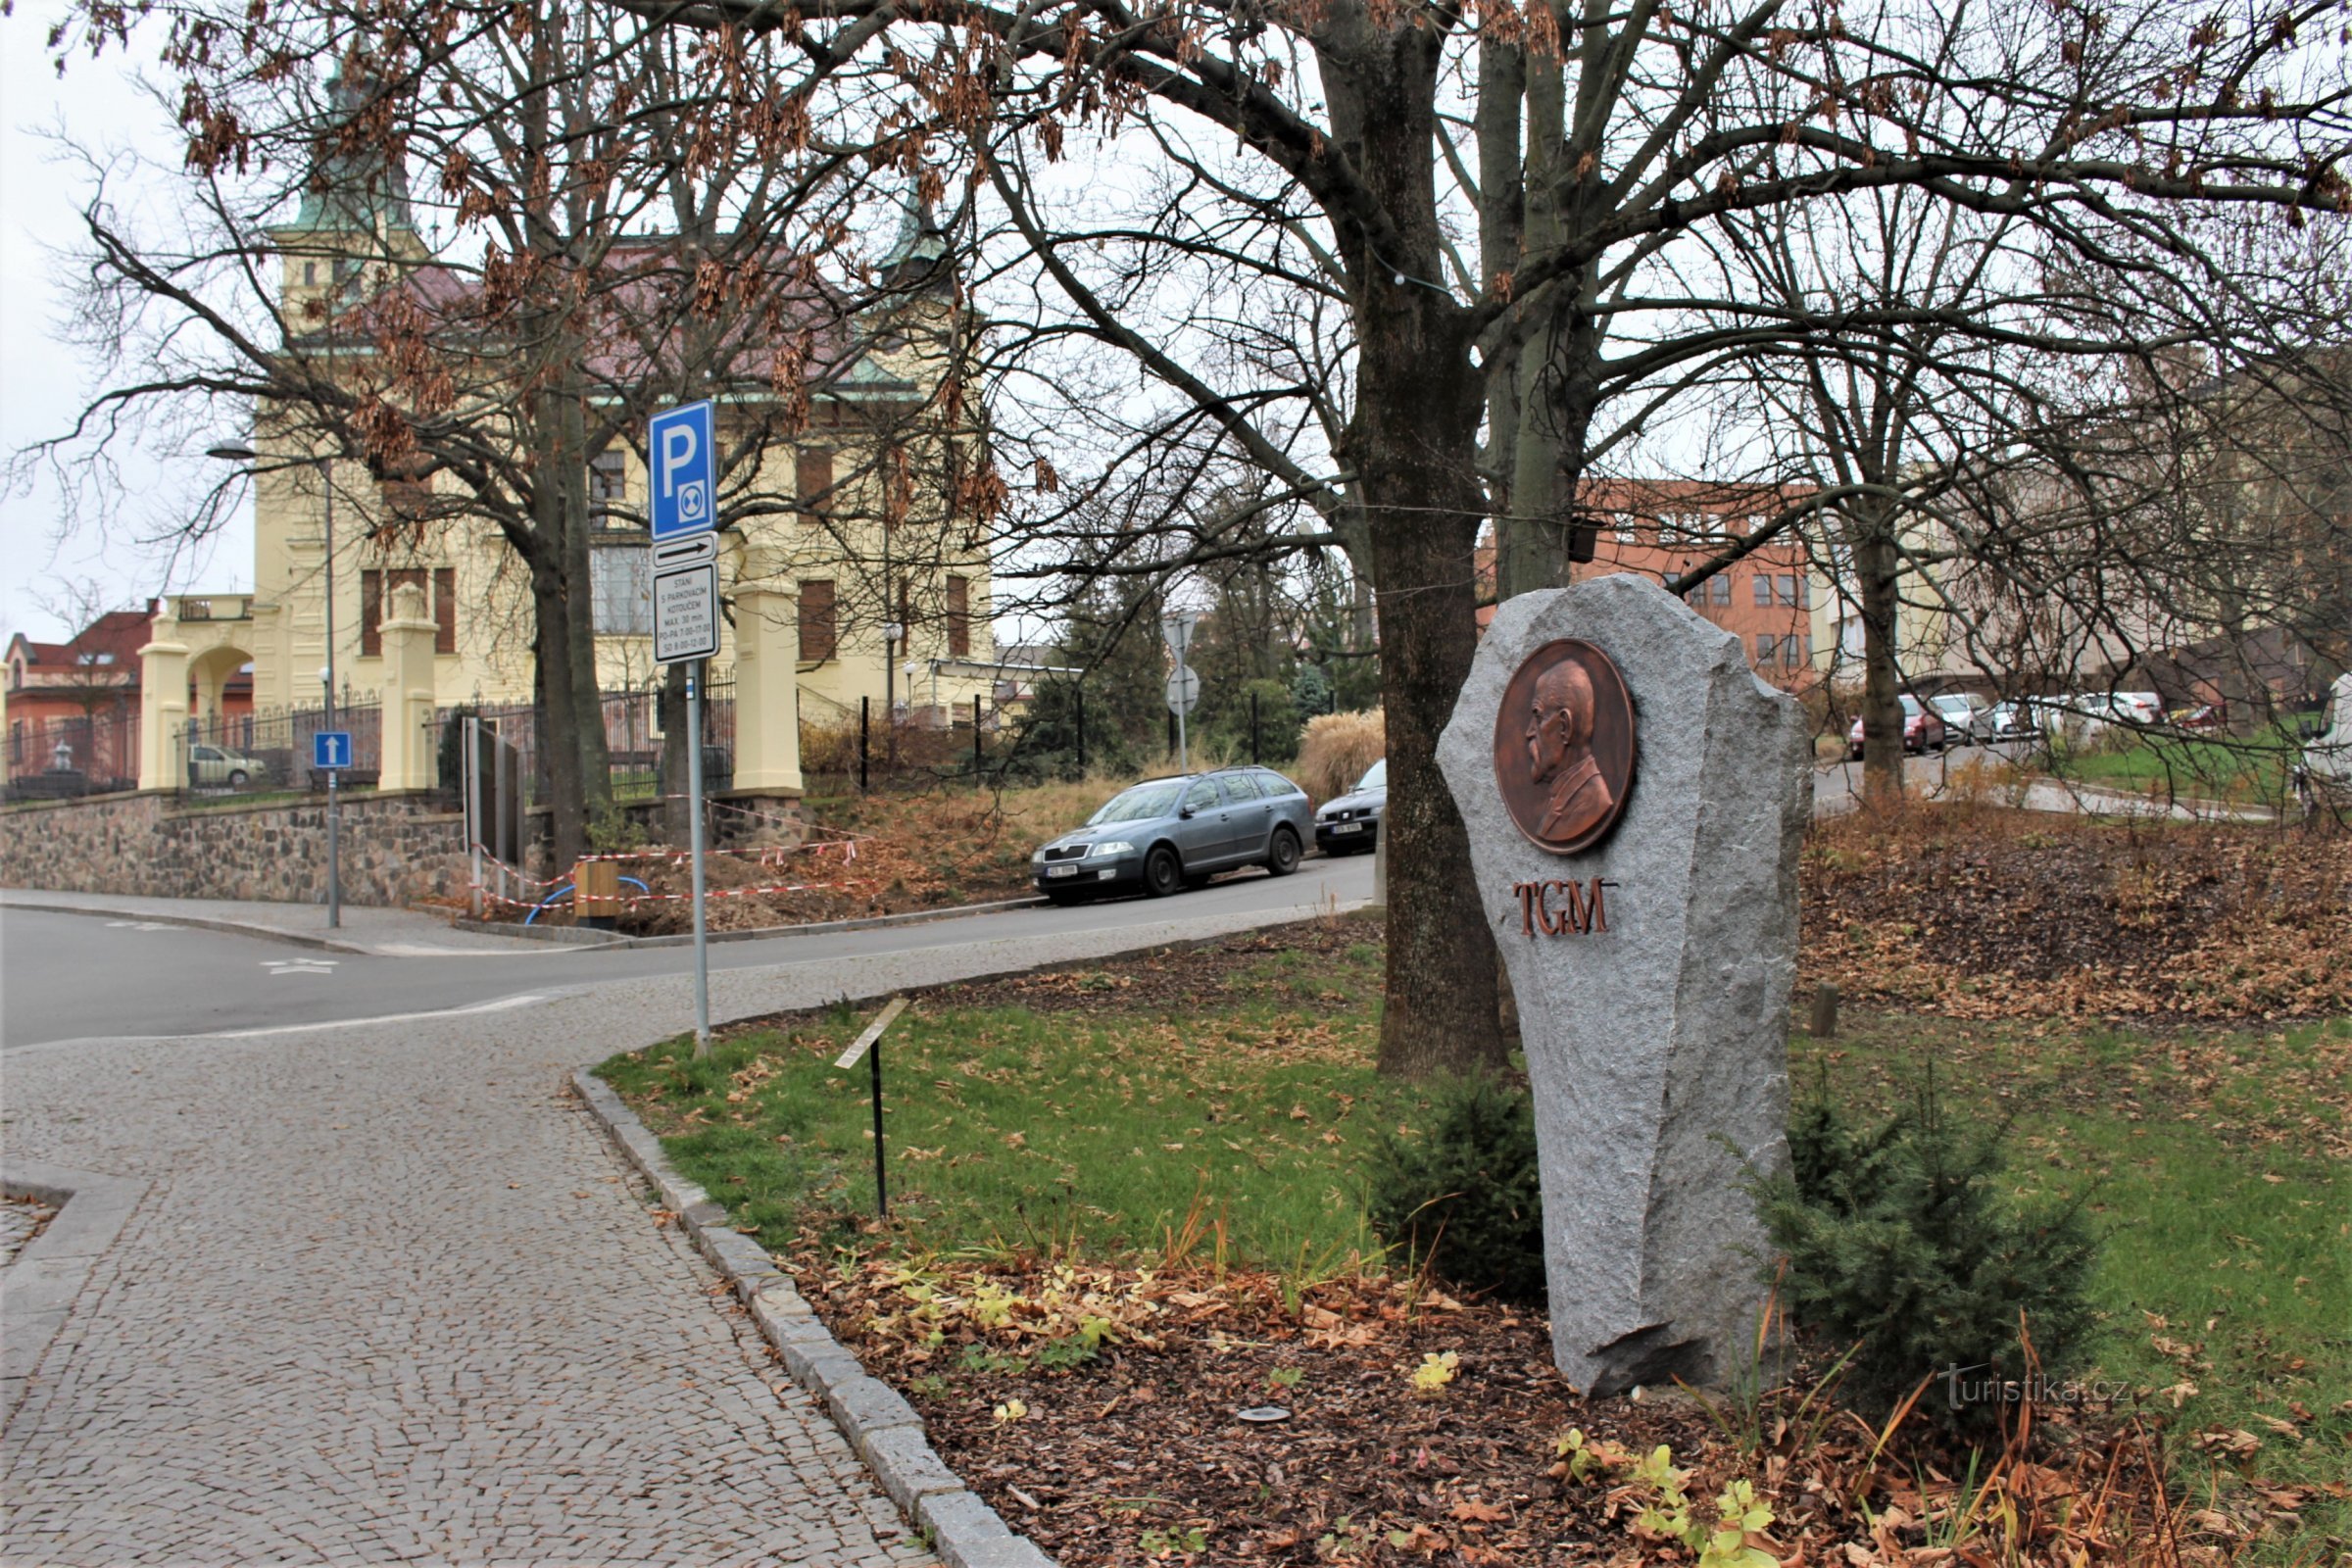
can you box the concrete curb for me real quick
[0,897,374,956]
[569,1069,1055,1568]
[455,894,1052,951]
[1,1158,150,1420]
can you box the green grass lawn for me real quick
[597,932,1427,1272]
[2047,726,2301,806]
[601,943,2350,1550]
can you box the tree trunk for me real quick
[1853,518,1906,802]
[552,390,614,824]
[659,662,692,843]
[1314,21,1507,1079]
[531,552,591,867]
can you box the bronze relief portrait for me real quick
[1493,638,1636,855]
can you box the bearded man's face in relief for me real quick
[1527,660,1594,783]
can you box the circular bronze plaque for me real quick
[1492,638,1636,855]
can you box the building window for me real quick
[1752,575,1771,608]
[945,575,971,658]
[303,262,317,286]
[1756,633,1778,664]
[591,547,652,636]
[799,579,837,661]
[1776,573,1800,608]
[361,566,428,657]
[1711,575,1731,605]
[1614,515,1637,544]
[1783,637,1803,668]
[433,567,457,654]
[589,449,629,525]
[796,449,833,526]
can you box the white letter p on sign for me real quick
[661,423,698,498]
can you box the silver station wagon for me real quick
[1032,767,1312,903]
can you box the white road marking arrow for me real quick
[106,920,173,931]
[262,958,339,977]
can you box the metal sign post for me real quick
[650,400,718,1056]
[833,996,908,1220]
[313,728,350,927]
[1161,612,1200,772]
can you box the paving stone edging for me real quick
[571,1069,1055,1568]
[1,1159,150,1419]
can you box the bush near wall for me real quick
[1296,710,1386,802]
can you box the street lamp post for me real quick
[211,444,340,926]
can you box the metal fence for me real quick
[798,685,1021,792]
[423,683,736,811]
[174,703,383,799]
[6,707,141,799]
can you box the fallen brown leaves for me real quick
[781,1253,2269,1568]
[1800,808,2352,1022]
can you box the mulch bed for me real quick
[786,1258,2201,1568]
[1800,808,2352,1020]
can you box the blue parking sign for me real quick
[314,731,353,771]
[648,401,716,540]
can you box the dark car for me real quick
[1032,767,1312,903]
[1846,695,1946,760]
[1314,758,1386,855]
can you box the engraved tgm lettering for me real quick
[1509,878,1615,936]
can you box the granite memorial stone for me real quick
[1436,572,1809,1395]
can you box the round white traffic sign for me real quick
[1164,667,1201,715]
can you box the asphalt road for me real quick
[0,852,1376,1052]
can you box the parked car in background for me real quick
[1846,695,1946,760]
[1983,701,2044,743]
[187,744,271,788]
[2169,703,2225,733]
[1032,767,1311,903]
[2071,690,2164,735]
[1314,758,1387,855]
[1929,693,1987,744]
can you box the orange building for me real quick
[1477,481,1819,691]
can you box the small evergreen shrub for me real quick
[1758,1073,2099,1430]
[1366,1073,1545,1304]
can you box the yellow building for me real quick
[140,165,1000,798]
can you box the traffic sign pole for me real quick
[650,400,720,1057]
[1162,612,1200,773]
[687,660,711,1056]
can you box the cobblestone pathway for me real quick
[3,906,1305,1565]
[1,977,933,1567]
[1,1198,55,1266]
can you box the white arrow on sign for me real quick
[650,532,719,571]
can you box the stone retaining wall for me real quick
[0,790,472,907]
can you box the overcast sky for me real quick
[2,0,255,647]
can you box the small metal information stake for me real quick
[650,400,718,1055]
[834,996,908,1219]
